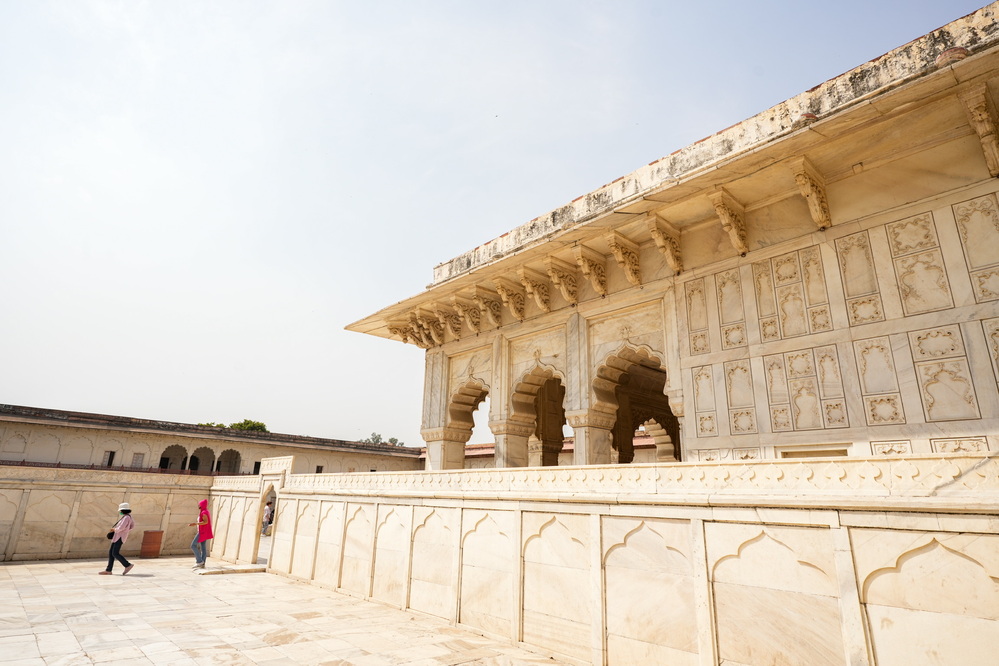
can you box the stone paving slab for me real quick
[0,558,567,665]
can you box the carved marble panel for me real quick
[872,440,912,455]
[789,379,823,430]
[753,262,777,317]
[953,193,999,272]
[822,399,848,429]
[685,278,710,355]
[721,323,747,350]
[756,245,832,340]
[717,269,745,325]
[510,328,565,381]
[815,346,845,399]
[697,413,718,438]
[886,213,939,256]
[847,294,885,325]
[590,303,666,363]
[983,318,999,385]
[836,231,880,298]
[854,338,899,395]
[730,409,758,435]
[771,406,793,432]
[764,356,790,404]
[893,250,953,315]
[971,267,999,302]
[724,360,755,408]
[447,348,492,400]
[693,366,715,412]
[915,359,981,422]
[907,325,965,361]
[930,436,990,453]
[864,394,906,425]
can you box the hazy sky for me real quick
[1,1,989,446]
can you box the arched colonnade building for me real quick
[349,31,999,470]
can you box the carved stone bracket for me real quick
[790,156,832,230]
[647,213,683,274]
[606,231,642,287]
[413,309,445,346]
[544,255,578,305]
[388,317,432,348]
[432,303,463,340]
[709,188,749,256]
[469,286,502,328]
[451,295,482,334]
[493,277,526,321]
[518,267,551,313]
[959,83,999,178]
[573,245,608,297]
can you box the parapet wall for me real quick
[0,467,214,561]
[212,454,999,665]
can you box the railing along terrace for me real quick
[0,459,253,476]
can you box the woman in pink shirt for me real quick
[189,499,213,569]
[100,502,135,575]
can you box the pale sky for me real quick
[1,1,989,447]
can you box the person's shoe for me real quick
[99,571,112,575]
[122,565,133,575]
[192,562,205,569]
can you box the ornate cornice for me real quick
[959,83,999,178]
[606,231,642,287]
[469,286,503,328]
[573,245,608,297]
[709,188,748,256]
[790,156,832,230]
[647,213,683,274]
[518,267,551,313]
[544,255,579,305]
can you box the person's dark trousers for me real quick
[106,540,131,572]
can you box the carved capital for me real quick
[959,83,999,178]
[565,409,616,430]
[572,245,608,297]
[420,426,473,443]
[518,267,551,313]
[647,213,683,274]
[606,231,642,287]
[451,295,481,334]
[709,188,748,256]
[493,277,526,321]
[488,420,535,437]
[790,156,831,230]
[544,255,578,305]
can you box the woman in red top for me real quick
[100,502,135,575]
[188,499,213,569]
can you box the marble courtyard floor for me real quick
[0,557,565,666]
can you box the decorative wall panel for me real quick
[854,338,905,426]
[836,232,885,326]
[755,246,831,340]
[765,346,848,431]
[886,213,954,315]
[953,193,999,302]
[724,360,757,435]
[716,269,748,350]
[907,325,980,422]
[685,279,710,355]
[692,365,718,438]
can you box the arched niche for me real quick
[508,364,567,467]
[159,444,188,471]
[593,346,680,463]
[216,448,241,474]
[189,446,216,475]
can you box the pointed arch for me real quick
[510,363,568,466]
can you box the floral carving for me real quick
[573,245,608,297]
[607,231,642,287]
[710,189,748,256]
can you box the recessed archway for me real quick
[216,449,241,474]
[189,446,216,475]
[593,346,680,463]
[159,445,188,470]
[510,364,568,467]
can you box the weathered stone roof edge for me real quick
[0,404,423,457]
[429,4,999,286]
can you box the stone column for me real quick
[491,421,533,468]
[421,427,469,471]
[567,410,615,465]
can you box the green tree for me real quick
[228,419,269,432]
[198,420,269,432]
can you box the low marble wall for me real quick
[212,454,999,665]
[1,466,214,561]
